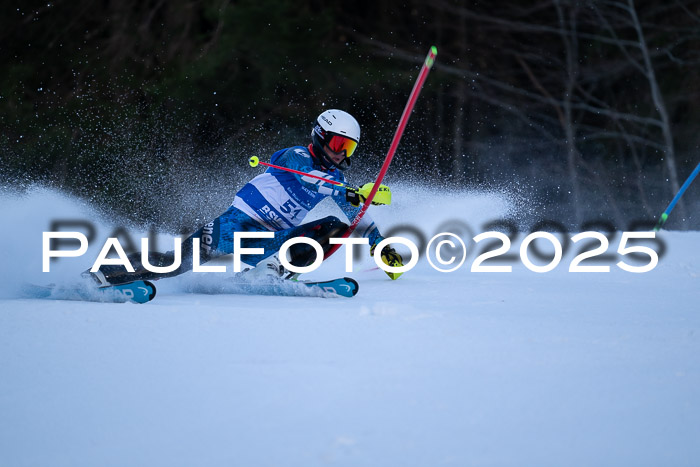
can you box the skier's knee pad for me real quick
[307,215,349,242]
[287,215,348,267]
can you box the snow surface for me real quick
[1,187,699,467]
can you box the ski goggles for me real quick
[327,134,358,158]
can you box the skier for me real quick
[87,109,404,287]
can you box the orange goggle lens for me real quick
[327,135,358,158]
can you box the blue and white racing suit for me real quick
[192,145,384,266]
[94,145,386,285]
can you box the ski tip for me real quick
[343,277,360,297]
[120,280,157,304]
[143,280,157,302]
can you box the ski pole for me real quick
[248,156,347,187]
[654,161,700,231]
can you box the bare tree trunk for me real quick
[626,0,685,220]
[452,9,468,184]
[555,0,583,225]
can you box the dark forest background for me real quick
[1,0,699,232]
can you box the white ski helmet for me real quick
[311,109,360,171]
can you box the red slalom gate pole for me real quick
[325,46,438,259]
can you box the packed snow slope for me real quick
[1,187,699,467]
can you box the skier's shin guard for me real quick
[83,251,187,287]
[83,232,212,286]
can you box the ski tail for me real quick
[21,280,157,304]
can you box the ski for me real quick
[294,277,359,298]
[20,280,157,304]
[181,276,359,298]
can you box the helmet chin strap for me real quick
[308,143,326,166]
[309,143,348,171]
[337,155,351,170]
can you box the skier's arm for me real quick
[274,148,346,198]
[273,149,393,208]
